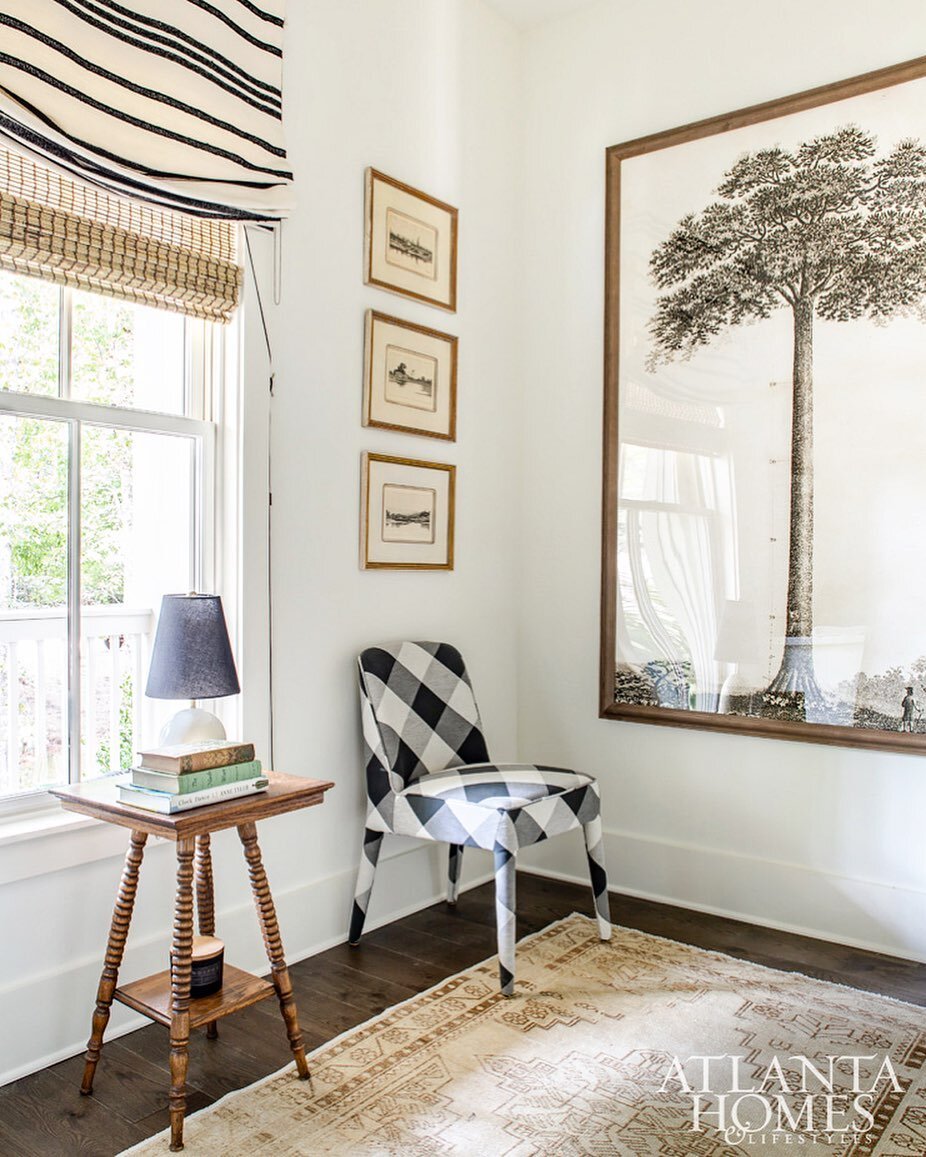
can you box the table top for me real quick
[49,771,335,840]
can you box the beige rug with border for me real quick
[122,914,926,1155]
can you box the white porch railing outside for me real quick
[0,605,155,795]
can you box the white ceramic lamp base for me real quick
[158,707,227,746]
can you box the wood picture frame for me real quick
[361,452,455,570]
[363,310,458,441]
[364,168,458,312]
[601,55,926,754]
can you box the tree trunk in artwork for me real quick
[766,298,825,711]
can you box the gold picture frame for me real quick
[363,310,458,441]
[364,168,458,312]
[361,452,455,570]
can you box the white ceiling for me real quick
[485,0,600,30]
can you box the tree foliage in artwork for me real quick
[647,125,926,709]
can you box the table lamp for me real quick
[145,593,240,745]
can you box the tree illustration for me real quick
[647,125,926,711]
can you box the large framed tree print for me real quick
[601,57,926,753]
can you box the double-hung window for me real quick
[0,270,221,807]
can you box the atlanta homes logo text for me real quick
[660,1053,903,1145]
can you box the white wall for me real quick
[0,0,523,1084]
[262,0,523,963]
[516,0,926,960]
[5,0,926,1090]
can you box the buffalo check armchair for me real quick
[349,641,611,995]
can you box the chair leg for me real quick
[583,815,612,941]
[447,844,464,905]
[349,828,384,945]
[493,848,517,997]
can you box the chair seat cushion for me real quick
[400,763,593,810]
[374,762,601,854]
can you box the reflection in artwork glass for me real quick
[382,484,436,544]
[610,75,926,742]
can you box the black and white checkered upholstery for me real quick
[350,642,612,995]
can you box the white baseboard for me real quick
[0,844,495,1087]
[517,826,926,965]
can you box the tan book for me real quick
[136,740,256,774]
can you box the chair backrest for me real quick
[357,641,490,795]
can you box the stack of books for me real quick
[117,741,268,814]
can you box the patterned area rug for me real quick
[123,914,926,1155]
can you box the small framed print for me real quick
[363,311,457,441]
[361,452,455,570]
[364,168,458,311]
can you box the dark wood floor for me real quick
[4,873,926,1156]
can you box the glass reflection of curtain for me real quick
[618,441,729,712]
[629,507,719,711]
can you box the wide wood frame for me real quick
[361,451,456,571]
[364,168,458,312]
[601,54,926,754]
[363,310,458,441]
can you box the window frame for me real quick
[0,282,220,817]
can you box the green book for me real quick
[130,759,263,794]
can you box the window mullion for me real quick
[186,318,208,420]
[59,288,73,400]
[193,426,215,596]
[0,389,210,438]
[192,439,202,593]
[63,288,80,784]
[184,316,192,417]
[67,418,82,784]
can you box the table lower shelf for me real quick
[115,964,276,1029]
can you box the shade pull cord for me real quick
[245,225,274,371]
[273,221,283,305]
[244,225,275,770]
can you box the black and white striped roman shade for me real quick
[0,0,291,222]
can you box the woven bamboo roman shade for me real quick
[0,147,240,322]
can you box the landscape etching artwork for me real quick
[386,209,438,278]
[382,483,436,544]
[385,346,437,411]
[602,61,926,752]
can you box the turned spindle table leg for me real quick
[169,838,196,1152]
[81,829,147,1095]
[238,821,310,1079]
[194,833,219,1040]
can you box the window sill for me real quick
[0,799,148,885]
[0,803,97,846]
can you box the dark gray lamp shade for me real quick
[146,594,240,700]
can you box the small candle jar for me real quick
[189,935,224,997]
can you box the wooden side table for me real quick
[50,771,335,1152]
